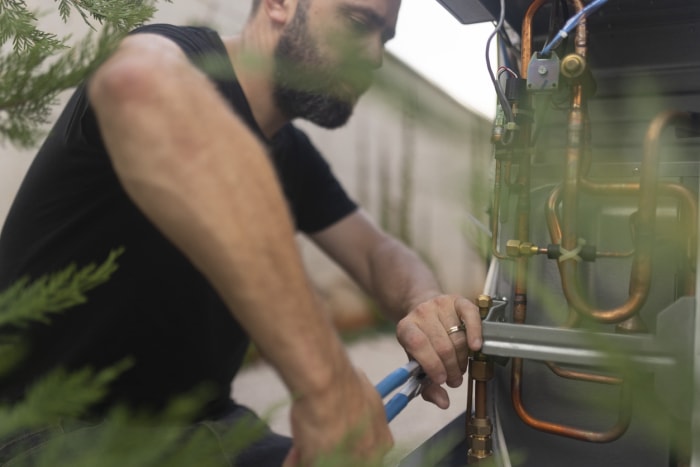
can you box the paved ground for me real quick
[231,333,467,463]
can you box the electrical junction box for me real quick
[435,0,497,24]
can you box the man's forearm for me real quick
[88,35,351,399]
[366,236,444,321]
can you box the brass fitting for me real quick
[561,53,587,79]
[467,417,493,436]
[477,294,493,319]
[506,240,540,258]
[468,417,494,462]
[469,360,494,381]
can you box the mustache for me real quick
[274,57,374,97]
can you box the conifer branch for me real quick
[0,0,170,147]
[0,247,124,328]
[0,360,131,439]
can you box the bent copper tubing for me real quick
[512,359,633,442]
[557,111,695,323]
[547,183,697,257]
[580,180,697,260]
[511,0,636,441]
[547,180,698,294]
[545,190,626,385]
[546,361,622,385]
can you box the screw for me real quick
[538,65,548,75]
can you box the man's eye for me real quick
[348,16,372,34]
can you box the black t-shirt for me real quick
[0,24,357,418]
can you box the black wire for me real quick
[560,0,570,20]
[497,28,520,73]
[485,0,514,124]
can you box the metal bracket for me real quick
[527,53,561,92]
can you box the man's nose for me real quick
[364,36,385,69]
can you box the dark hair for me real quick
[251,0,309,16]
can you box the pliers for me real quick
[375,360,427,422]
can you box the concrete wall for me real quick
[8,1,493,328]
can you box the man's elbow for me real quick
[87,35,181,112]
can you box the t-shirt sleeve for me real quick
[272,127,358,234]
[67,24,225,150]
[129,24,210,58]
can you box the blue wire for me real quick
[541,0,609,56]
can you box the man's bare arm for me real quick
[88,34,391,463]
[312,210,482,408]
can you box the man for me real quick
[0,0,483,465]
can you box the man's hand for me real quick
[395,295,483,408]
[310,212,484,408]
[283,367,393,467]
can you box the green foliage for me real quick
[3,385,267,467]
[0,246,269,466]
[0,249,128,428]
[0,247,124,329]
[0,247,125,376]
[0,361,131,439]
[0,0,170,148]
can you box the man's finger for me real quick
[421,381,450,409]
[456,297,483,351]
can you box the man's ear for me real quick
[260,0,296,27]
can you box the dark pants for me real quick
[0,404,292,467]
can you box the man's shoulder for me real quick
[130,23,218,40]
[129,24,225,60]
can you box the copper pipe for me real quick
[520,0,547,78]
[545,187,622,383]
[546,185,564,243]
[510,0,635,441]
[546,182,696,266]
[561,84,584,262]
[597,250,635,258]
[557,111,694,323]
[466,373,474,437]
[475,381,488,419]
[491,161,510,260]
[572,0,588,57]
[503,161,512,186]
[512,359,633,442]
[546,361,623,385]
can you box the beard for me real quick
[272,4,372,129]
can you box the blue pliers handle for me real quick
[375,360,426,422]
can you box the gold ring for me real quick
[446,323,466,336]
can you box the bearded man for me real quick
[0,0,483,465]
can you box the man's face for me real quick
[273,0,401,128]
